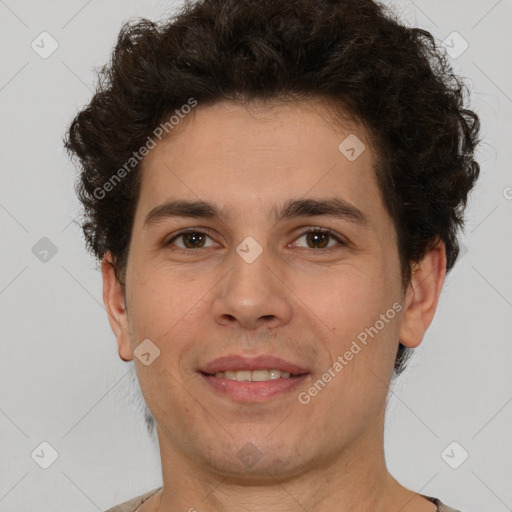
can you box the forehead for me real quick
[137,99,381,213]
[153,98,371,162]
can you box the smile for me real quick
[206,369,294,381]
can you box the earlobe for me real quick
[398,239,447,349]
[101,252,133,362]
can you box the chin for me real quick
[190,433,313,481]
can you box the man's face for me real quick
[107,99,412,478]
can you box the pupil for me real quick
[184,232,204,248]
[307,231,328,249]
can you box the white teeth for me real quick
[252,370,270,381]
[236,371,252,382]
[212,369,292,381]
[268,369,281,380]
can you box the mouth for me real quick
[203,369,301,381]
[198,355,310,402]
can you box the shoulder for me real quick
[104,487,162,512]
[103,490,465,512]
[427,496,464,512]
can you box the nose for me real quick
[212,243,294,331]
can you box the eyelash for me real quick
[164,227,347,254]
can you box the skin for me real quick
[102,99,446,512]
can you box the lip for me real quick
[200,354,309,375]
[200,373,309,402]
[199,355,310,403]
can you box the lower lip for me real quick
[200,373,309,402]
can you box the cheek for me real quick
[134,362,197,441]
[297,262,401,370]
[292,262,389,330]
[126,263,206,342]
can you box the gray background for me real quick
[0,0,511,510]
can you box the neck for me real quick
[148,410,426,512]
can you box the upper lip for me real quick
[200,355,309,375]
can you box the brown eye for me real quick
[181,232,207,248]
[294,228,346,250]
[166,230,216,250]
[305,231,330,249]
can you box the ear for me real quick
[101,252,133,362]
[399,239,447,348]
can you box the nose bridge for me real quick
[231,240,273,297]
[212,237,293,329]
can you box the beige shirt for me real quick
[104,487,464,512]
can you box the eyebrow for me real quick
[143,197,369,230]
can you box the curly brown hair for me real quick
[64,0,480,376]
